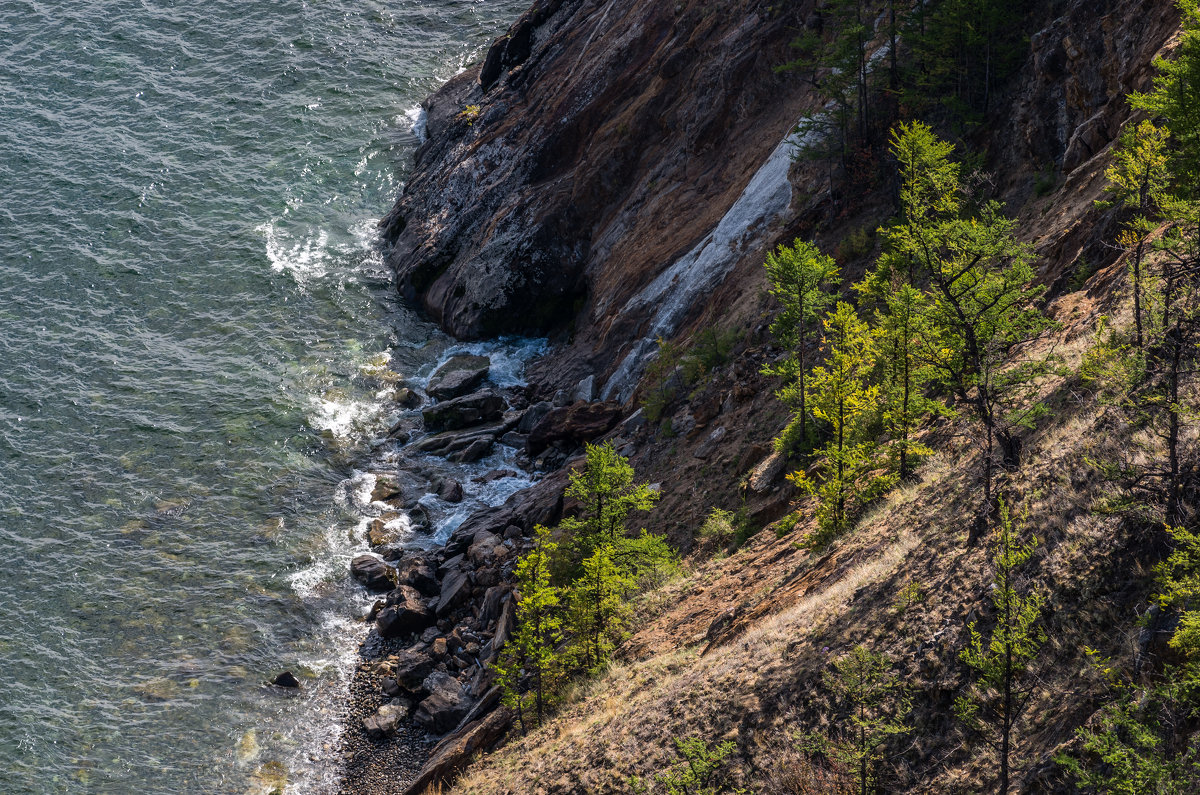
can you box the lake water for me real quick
[0,1,530,791]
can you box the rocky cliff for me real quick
[362,0,1188,791]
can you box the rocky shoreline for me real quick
[332,349,640,794]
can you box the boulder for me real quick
[693,426,727,460]
[363,702,408,739]
[350,555,394,592]
[438,479,464,503]
[414,672,473,734]
[271,671,300,689]
[467,531,502,566]
[450,437,494,463]
[370,474,405,503]
[377,586,435,637]
[573,374,596,403]
[527,401,623,453]
[427,354,491,400]
[401,704,513,795]
[392,648,437,690]
[422,390,506,431]
[414,423,504,456]
[367,515,404,547]
[436,569,471,617]
[748,451,788,493]
[395,559,440,596]
[517,401,553,434]
[395,386,422,409]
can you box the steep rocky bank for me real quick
[338,0,1187,791]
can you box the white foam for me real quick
[423,336,548,390]
[258,219,332,284]
[404,104,428,145]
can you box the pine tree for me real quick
[824,646,911,795]
[885,121,1055,541]
[793,302,894,545]
[493,525,565,732]
[762,239,841,455]
[955,498,1046,795]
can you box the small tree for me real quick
[631,736,738,795]
[762,240,840,455]
[566,543,632,673]
[955,498,1046,795]
[874,283,940,479]
[793,302,894,544]
[1100,120,1173,349]
[558,442,660,572]
[885,122,1054,541]
[493,525,565,732]
[823,646,911,795]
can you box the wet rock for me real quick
[414,672,473,735]
[271,671,300,689]
[437,479,464,503]
[377,586,435,638]
[426,354,491,400]
[526,401,623,453]
[395,387,422,409]
[449,438,493,463]
[500,431,528,448]
[421,390,507,431]
[370,474,405,503]
[350,555,395,592]
[367,516,404,548]
[414,422,504,456]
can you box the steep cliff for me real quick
[369,0,1189,791]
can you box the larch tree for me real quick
[762,239,841,456]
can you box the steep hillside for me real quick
[364,0,1194,792]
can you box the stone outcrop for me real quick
[381,0,808,388]
[426,355,491,400]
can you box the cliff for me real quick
[366,0,1189,791]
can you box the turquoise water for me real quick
[0,1,527,791]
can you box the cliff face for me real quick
[381,0,810,383]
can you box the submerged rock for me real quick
[271,671,300,689]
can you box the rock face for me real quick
[381,0,807,381]
[427,354,491,400]
[526,401,623,453]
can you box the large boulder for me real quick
[377,586,435,638]
[402,705,513,795]
[427,355,491,400]
[350,555,394,592]
[414,672,473,735]
[526,401,623,453]
[422,390,506,432]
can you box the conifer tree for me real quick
[1100,120,1172,350]
[566,543,631,673]
[955,498,1046,795]
[885,121,1054,540]
[874,283,940,479]
[823,646,911,795]
[558,442,660,572]
[762,240,840,455]
[493,525,565,731]
[793,302,894,544]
